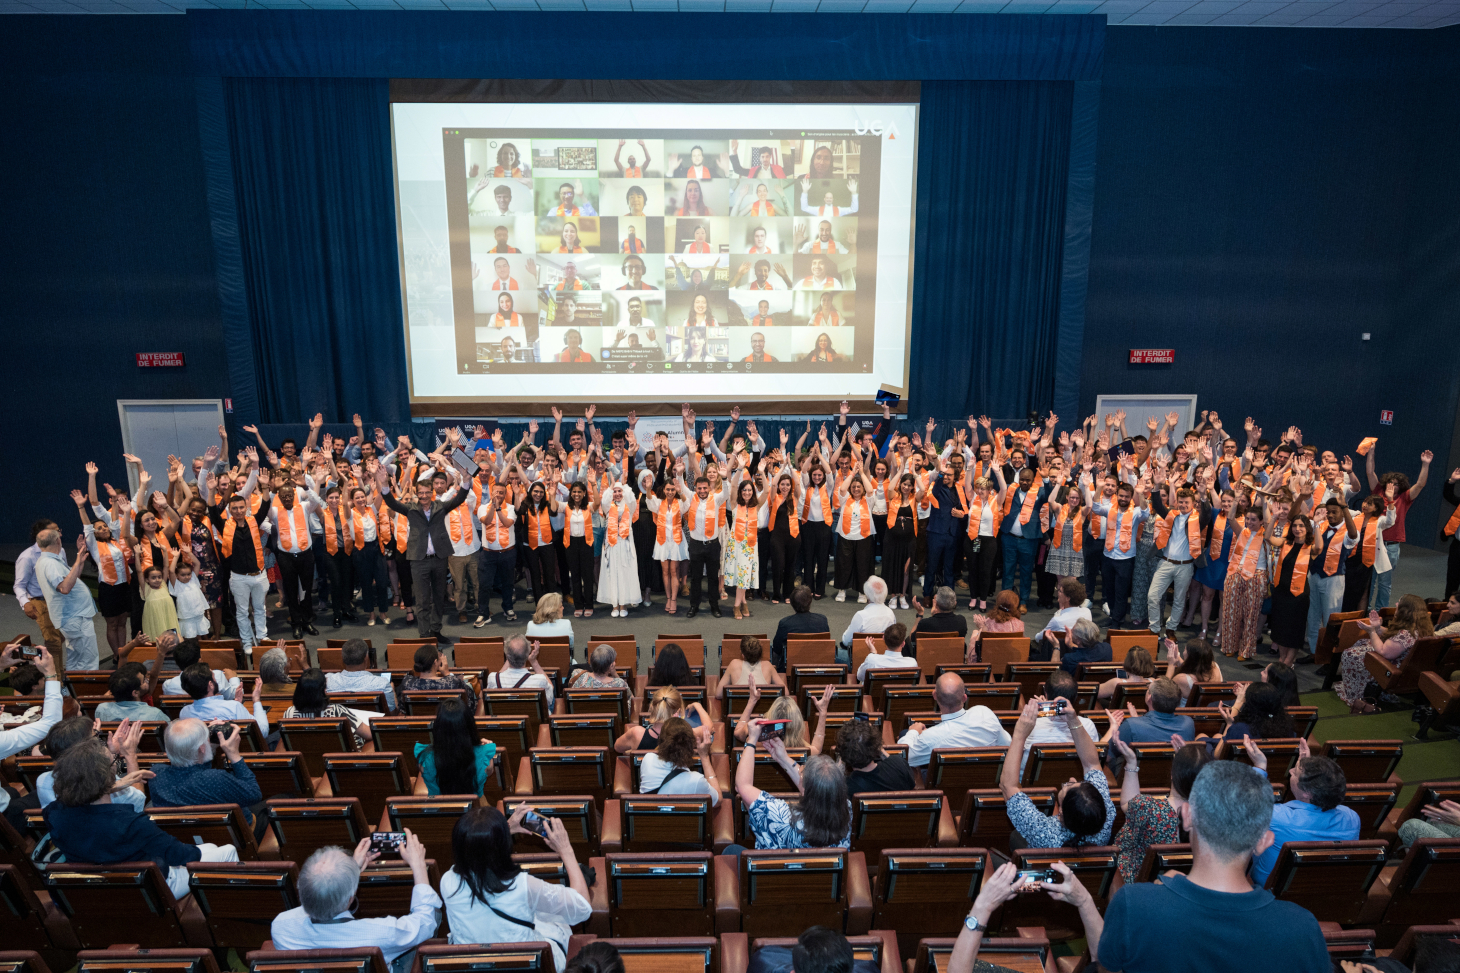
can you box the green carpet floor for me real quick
[1300,690,1460,808]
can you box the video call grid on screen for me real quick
[392,102,916,404]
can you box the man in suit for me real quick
[377,459,469,644]
[770,585,830,672]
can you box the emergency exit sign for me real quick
[136,352,185,367]
[1129,349,1175,364]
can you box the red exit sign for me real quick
[136,352,185,368]
[1129,348,1174,364]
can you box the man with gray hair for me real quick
[1104,676,1195,776]
[1051,618,1111,677]
[257,646,293,691]
[837,576,895,664]
[271,831,440,973]
[898,672,1011,768]
[908,586,969,658]
[33,528,99,669]
[150,718,265,835]
[485,635,555,705]
[326,637,396,710]
[1043,761,1329,972]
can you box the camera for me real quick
[20,645,41,658]
[1027,411,1044,429]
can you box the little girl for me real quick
[168,549,211,639]
[140,564,179,640]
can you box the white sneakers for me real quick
[835,591,847,602]
[857,594,868,604]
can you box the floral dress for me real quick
[1336,629,1415,706]
[724,505,761,589]
[1115,794,1181,882]
[1128,519,1160,626]
[185,518,223,604]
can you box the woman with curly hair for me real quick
[1336,593,1434,713]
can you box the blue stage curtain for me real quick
[223,76,409,425]
[910,81,1073,423]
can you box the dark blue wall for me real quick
[1083,25,1460,547]
[0,16,226,540]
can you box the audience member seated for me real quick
[441,806,591,969]
[1247,738,1359,886]
[272,832,439,973]
[178,661,270,736]
[326,637,396,709]
[898,672,1011,769]
[733,686,811,749]
[257,645,295,693]
[1435,593,1460,638]
[1260,661,1300,708]
[617,686,712,751]
[749,925,882,973]
[565,942,624,973]
[839,576,896,661]
[1400,798,1460,848]
[416,697,497,796]
[1039,578,1093,646]
[163,637,241,698]
[0,644,61,832]
[855,623,917,681]
[907,585,968,658]
[1001,696,1114,849]
[481,635,553,705]
[1096,645,1156,703]
[37,715,147,813]
[720,635,783,687]
[405,643,482,711]
[638,716,720,802]
[285,667,372,747]
[44,737,238,897]
[969,590,1026,661]
[944,862,1058,973]
[1051,618,1112,677]
[1106,677,1195,774]
[1048,761,1331,972]
[153,717,266,835]
[1109,737,1211,883]
[568,643,629,690]
[734,718,850,851]
[1166,637,1222,706]
[98,660,170,723]
[772,586,830,671]
[1336,594,1434,714]
[1220,681,1296,742]
[837,716,915,794]
[1019,670,1097,773]
[525,592,575,650]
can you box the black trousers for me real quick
[801,521,833,596]
[564,535,595,608]
[392,549,415,608]
[1084,543,1105,601]
[410,555,450,636]
[968,535,999,600]
[883,525,916,595]
[276,548,316,626]
[1342,558,1373,613]
[687,537,722,610]
[352,545,390,612]
[757,528,774,595]
[1448,537,1460,599]
[526,543,557,601]
[834,535,875,592]
[311,533,330,605]
[317,547,353,613]
[767,529,801,601]
[1102,555,1136,628]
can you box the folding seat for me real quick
[98,721,169,753]
[1073,684,1104,712]
[925,748,1006,812]
[449,638,503,671]
[869,848,988,958]
[323,753,412,822]
[354,860,443,924]
[326,691,392,715]
[1107,682,1148,709]
[387,643,432,669]
[1364,636,1450,696]
[526,640,573,684]
[588,638,639,675]
[785,638,836,667]
[1126,743,1175,789]
[500,796,600,859]
[1370,837,1460,946]
[11,756,52,795]
[1320,740,1403,783]
[77,949,220,973]
[185,861,298,949]
[1320,927,1378,964]
[1133,842,1193,883]
[878,686,935,731]
[246,947,389,973]
[478,716,540,776]
[743,932,899,973]
[411,943,555,973]
[932,664,992,684]
[725,848,872,938]
[1076,662,1126,683]
[563,688,633,729]
[1262,840,1389,924]
[1378,781,1460,845]
[996,847,1118,936]
[719,633,770,669]
[957,790,1056,851]
[913,637,966,677]
[1386,922,1460,969]
[656,638,706,668]
[263,798,371,864]
[722,685,783,736]
[147,804,259,861]
[848,792,956,864]
[1107,630,1158,658]
[591,852,731,937]
[550,715,620,749]
[0,864,71,960]
[1341,782,1399,841]
[730,746,807,794]
[1020,744,1081,788]
[1219,737,1303,779]
[517,747,614,807]
[63,671,114,697]
[242,753,315,799]
[565,937,719,973]
[964,685,1020,712]
[906,934,1056,973]
[1287,705,1320,740]
[43,862,209,948]
[277,718,357,778]
[403,689,472,718]
[799,685,862,721]
[481,690,554,741]
[1176,707,1226,738]
[1002,664,1058,703]
[788,665,849,699]
[385,796,482,873]
[0,952,52,973]
[731,792,800,848]
[370,718,435,776]
[600,795,733,855]
[1185,682,1239,709]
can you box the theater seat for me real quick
[1369,837,1460,946]
[148,805,260,861]
[789,665,850,699]
[481,690,554,742]
[277,719,358,778]
[1415,671,1460,740]
[600,795,734,855]
[593,852,731,937]
[243,752,316,799]
[185,861,299,949]
[43,862,211,949]
[518,748,614,807]
[1262,839,1389,924]
[1365,636,1449,696]
[877,687,936,731]
[746,930,899,973]
[1003,664,1059,704]
[860,671,919,717]
[0,864,74,963]
[550,715,621,750]
[410,943,556,973]
[355,860,443,926]
[76,948,220,973]
[1378,781,1460,846]
[0,816,48,891]
[1340,782,1399,841]
[1318,740,1403,784]
[384,796,483,873]
[1020,745,1081,788]
[566,936,720,973]
[726,848,872,938]
[0,951,53,973]
[1386,922,1460,969]
[263,798,371,864]
[848,791,956,864]
[323,753,412,823]
[370,719,435,777]
[1132,842,1193,884]
[869,849,988,958]
[500,796,601,859]
[477,717,539,777]
[1318,925,1378,964]
[996,847,1118,938]
[958,789,1055,852]
[908,934,1057,973]
[246,947,389,973]
[932,664,992,685]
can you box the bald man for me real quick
[897,672,1011,768]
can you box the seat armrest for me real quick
[721,932,750,973]
[536,724,553,748]
[613,756,633,797]
[870,929,901,973]
[710,722,727,754]
[706,676,720,700]
[712,799,736,853]
[714,854,742,934]
[1364,652,1400,686]
[845,851,872,934]
[567,935,597,962]
[553,697,566,715]
[600,800,622,855]
[514,757,535,795]
[712,754,732,796]
[936,799,958,847]
[585,856,610,937]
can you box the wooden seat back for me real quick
[0,864,55,954]
[1376,837,1460,933]
[1266,839,1389,924]
[1343,781,1400,840]
[323,753,412,823]
[1002,664,1058,703]
[246,947,388,973]
[849,791,946,863]
[370,718,434,776]
[731,747,809,793]
[564,688,632,723]
[185,860,299,949]
[500,796,600,859]
[616,796,715,853]
[933,664,992,684]
[604,852,716,937]
[787,639,837,667]
[264,798,371,864]
[917,637,968,677]
[739,849,856,939]
[450,638,503,671]
[77,949,220,973]
[1133,842,1193,883]
[908,935,1053,973]
[964,685,1020,712]
[481,690,552,740]
[147,804,259,861]
[277,718,358,777]
[789,665,849,698]
[1108,631,1158,657]
[957,790,1055,852]
[1020,744,1081,788]
[1000,847,1118,935]
[926,749,1005,810]
[862,671,923,720]
[1186,682,1239,709]
[567,938,717,973]
[800,685,861,720]
[242,752,315,798]
[354,860,444,924]
[1320,740,1403,783]
[527,747,613,806]
[44,862,189,949]
[412,944,555,973]
[385,796,481,873]
[871,850,989,960]
[550,715,620,749]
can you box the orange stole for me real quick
[605,503,636,545]
[688,495,724,536]
[1226,528,1262,581]
[136,533,173,573]
[732,505,759,547]
[801,483,831,523]
[1106,506,1137,554]
[1051,505,1083,551]
[654,499,684,545]
[561,508,591,546]
[1352,516,1378,567]
[1318,525,1348,575]
[273,500,311,553]
[1444,503,1460,540]
[1153,510,1202,558]
[840,497,872,538]
[525,506,553,548]
[95,538,129,584]
[1208,514,1228,560]
[1283,542,1311,596]
[220,518,262,571]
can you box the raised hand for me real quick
[839,400,851,417]
[70,489,86,507]
[1146,415,1159,432]
[1421,449,1434,464]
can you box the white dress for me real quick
[440,869,590,972]
[597,492,643,605]
[169,576,211,638]
[646,496,689,561]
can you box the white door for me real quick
[117,400,226,497]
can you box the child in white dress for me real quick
[169,550,212,639]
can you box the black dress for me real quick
[883,504,917,595]
[1267,543,1310,649]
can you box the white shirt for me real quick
[841,603,897,648]
[856,648,918,683]
[441,869,589,972]
[36,551,95,623]
[164,668,240,699]
[526,618,575,649]
[445,492,482,556]
[1042,606,1092,638]
[487,666,555,707]
[687,495,722,542]
[837,499,875,540]
[326,669,397,711]
[1019,713,1099,775]
[898,706,1012,768]
[0,680,62,813]
[271,884,441,965]
[1163,511,1194,560]
[478,502,517,550]
[270,497,323,554]
[639,752,720,805]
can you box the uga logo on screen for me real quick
[853,120,900,139]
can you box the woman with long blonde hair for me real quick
[614,686,711,751]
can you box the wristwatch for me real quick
[963,912,983,933]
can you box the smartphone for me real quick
[1036,699,1066,718]
[19,646,41,658]
[370,832,406,855]
[520,810,549,837]
[1016,868,1056,889]
[759,718,792,741]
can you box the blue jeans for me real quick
[1001,533,1041,605]
[1370,542,1400,608]
[1306,572,1345,652]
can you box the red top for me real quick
[1371,489,1413,543]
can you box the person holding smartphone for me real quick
[1000,695,1114,850]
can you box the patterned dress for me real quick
[724,506,761,589]
[1115,794,1181,882]
[1336,630,1415,705]
[185,519,223,604]
[1128,520,1159,626]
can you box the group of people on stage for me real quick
[15,402,1458,704]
